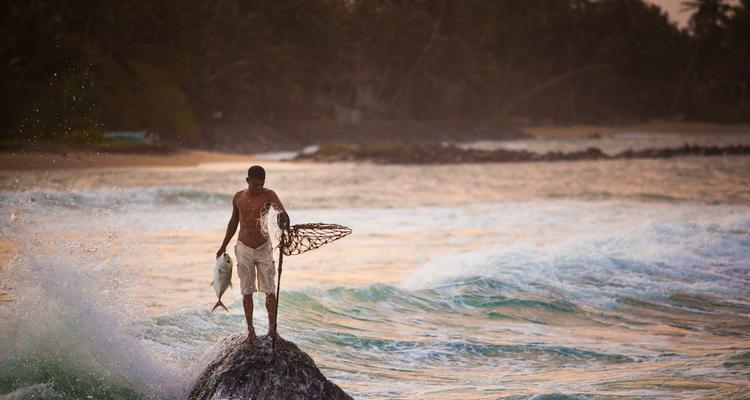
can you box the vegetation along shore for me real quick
[3,1,750,150]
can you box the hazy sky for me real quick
[648,0,742,27]
[647,0,692,27]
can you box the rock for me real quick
[187,335,352,400]
[294,141,750,164]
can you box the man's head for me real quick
[246,165,265,194]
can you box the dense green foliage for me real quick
[1,0,749,145]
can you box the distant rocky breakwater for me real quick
[295,142,750,164]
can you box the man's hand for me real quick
[216,247,226,258]
[277,211,290,231]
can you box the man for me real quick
[216,165,290,343]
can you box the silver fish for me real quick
[211,253,233,312]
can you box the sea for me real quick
[1,133,749,399]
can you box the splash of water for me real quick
[0,232,189,399]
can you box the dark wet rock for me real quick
[187,335,352,400]
[295,142,750,164]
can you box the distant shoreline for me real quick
[1,122,749,170]
[525,121,750,139]
[0,150,256,170]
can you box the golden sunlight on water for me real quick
[2,156,750,206]
[1,154,749,399]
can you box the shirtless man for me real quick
[216,165,290,342]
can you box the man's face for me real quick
[246,177,264,194]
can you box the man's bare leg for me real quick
[265,293,277,338]
[243,294,258,343]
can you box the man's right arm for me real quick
[216,193,240,257]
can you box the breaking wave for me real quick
[404,213,750,309]
[0,238,190,400]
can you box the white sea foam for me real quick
[404,207,750,308]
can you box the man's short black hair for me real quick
[247,165,265,180]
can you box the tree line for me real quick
[1,0,749,146]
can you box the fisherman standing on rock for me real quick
[216,165,290,343]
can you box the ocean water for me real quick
[1,154,749,399]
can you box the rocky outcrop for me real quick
[187,335,352,400]
[295,142,750,164]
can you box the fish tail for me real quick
[212,300,228,312]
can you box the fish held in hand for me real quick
[211,253,233,312]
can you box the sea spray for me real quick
[0,234,188,399]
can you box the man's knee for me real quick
[265,293,276,302]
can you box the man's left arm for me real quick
[268,191,290,230]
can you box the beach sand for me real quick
[0,150,256,170]
[2,122,750,170]
[525,121,750,139]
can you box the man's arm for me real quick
[267,190,286,213]
[216,193,240,257]
[267,190,290,230]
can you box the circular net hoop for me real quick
[278,223,352,256]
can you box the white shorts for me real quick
[235,240,276,295]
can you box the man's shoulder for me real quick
[255,188,276,198]
[233,189,245,200]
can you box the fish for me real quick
[211,253,233,312]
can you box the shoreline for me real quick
[0,150,257,170]
[2,122,749,170]
[525,121,750,139]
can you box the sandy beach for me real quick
[2,122,750,171]
[0,150,257,170]
[525,121,750,139]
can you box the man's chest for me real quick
[237,195,269,214]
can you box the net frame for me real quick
[277,223,352,256]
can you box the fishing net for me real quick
[278,223,352,256]
[260,209,352,256]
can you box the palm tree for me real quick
[669,0,731,115]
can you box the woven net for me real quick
[278,223,352,256]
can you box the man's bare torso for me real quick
[235,188,276,248]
